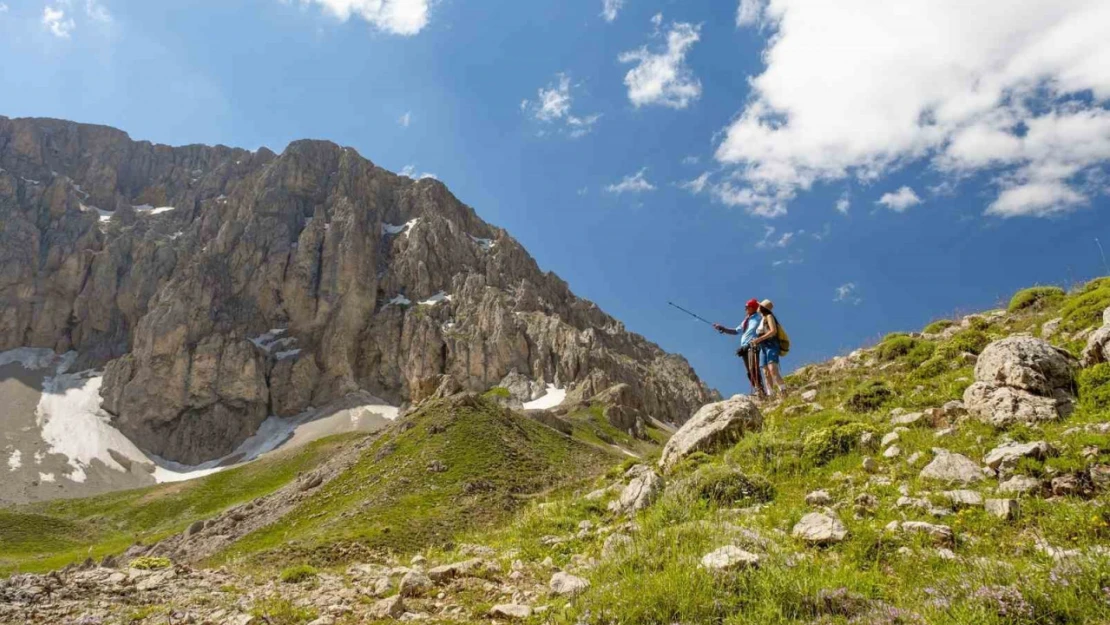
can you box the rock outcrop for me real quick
[658,395,763,472]
[963,336,1077,428]
[1080,306,1110,366]
[0,117,716,463]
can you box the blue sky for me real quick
[3,0,1109,397]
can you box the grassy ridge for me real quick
[0,434,352,575]
[215,394,616,568]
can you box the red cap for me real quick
[746,298,759,309]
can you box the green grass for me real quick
[1058,277,1110,336]
[279,564,318,583]
[215,394,615,568]
[1007,286,1066,312]
[924,319,956,334]
[846,380,893,413]
[876,335,919,361]
[0,433,350,575]
[481,386,511,399]
[129,556,172,570]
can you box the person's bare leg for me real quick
[767,362,786,394]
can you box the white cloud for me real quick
[398,111,411,127]
[834,282,861,304]
[577,187,589,196]
[650,12,662,28]
[682,155,699,165]
[85,0,110,22]
[605,168,655,194]
[736,0,764,26]
[755,226,794,248]
[601,0,623,22]
[400,164,436,180]
[717,0,1110,218]
[0,4,9,14]
[835,193,850,215]
[522,73,601,138]
[680,172,710,194]
[300,0,429,36]
[42,5,75,38]
[619,21,702,109]
[876,186,922,212]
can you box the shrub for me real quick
[876,336,918,361]
[923,319,955,334]
[1078,363,1110,416]
[882,332,910,342]
[481,386,511,399]
[846,381,893,413]
[129,556,172,571]
[672,451,712,475]
[940,329,991,356]
[904,341,936,367]
[912,356,950,379]
[1058,278,1110,334]
[1008,286,1066,312]
[802,419,877,464]
[279,564,318,584]
[682,464,775,505]
[251,596,318,625]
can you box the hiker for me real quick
[713,299,767,400]
[752,299,787,397]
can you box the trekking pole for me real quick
[668,301,714,326]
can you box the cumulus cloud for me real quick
[755,226,794,249]
[85,0,110,22]
[42,5,75,38]
[619,20,701,109]
[834,282,861,304]
[522,73,601,138]
[300,0,429,36]
[716,0,1110,218]
[876,186,922,212]
[835,193,850,215]
[680,172,710,194]
[736,0,763,26]
[400,164,436,180]
[601,0,623,22]
[398,111,411,127]
[605,168,655,194]
[0,3,10,13]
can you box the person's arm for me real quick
[753,315,777,344]
[713,323,739,335]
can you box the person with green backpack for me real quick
[752,299,789,397]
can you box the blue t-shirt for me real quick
[736,313,762,348]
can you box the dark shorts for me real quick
[760,339,781,366]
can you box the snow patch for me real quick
[249,328,296,354]
[40,473,55,483]
[133,204,175,215]
[523,384,567,410]
[469,234,495,251]
[419,292,453,306]
[388,294,412,306]
[275,349,301,360]
[7,449,21,471]
[382,218,420,236]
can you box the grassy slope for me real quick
[0,434,354,575]
[215,394,616,569]
[439,278,1110,624]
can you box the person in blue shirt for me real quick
[713,298,767,400]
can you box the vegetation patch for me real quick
[846,381,893,413]
[279,564,318,583]
[129,556,172,571]
[250,595,318,625]
[680,464,774,506]
[1077,363,1110,417]
[939,328,991,356]
[1008,286,1066,312]
[802,419,877,464]
[481,386,511,399]
[923,319,955,334]
[1059,277,1110,335]
[876,335,919,361]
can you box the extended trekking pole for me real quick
[668,301,714,326]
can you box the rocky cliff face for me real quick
[0,116,717,464]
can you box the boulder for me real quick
[612,466,663,514]
[919,451,984,485]
[998,475,1042,495]
[984,498,1019,520]
[792,512,848,545]
[804,490,833,506]
[398,570,431,597]
[982,441,1054,471]
[549,572,590,596]
[427,558,487,583]
[370,595,406,619]
[699,546,761,571]
[893,521,954,545]
[941,490,983,508]
[659,396,763,472]
[963,336,1078,427]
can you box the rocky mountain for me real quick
[0,116,716,465]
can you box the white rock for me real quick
[549,572,590,596]
[941,490,983,508]
[998,475,1042,494]
[791,512,848,545]
[699,546,761,571]
[883,445,902,459]
[919,451,984,484]
[370,595,406,619]
[489,604,533,620]
[881,432,900,447]
[985,498,1019,520]
[983,441,1054,470]
[659,396,763,472]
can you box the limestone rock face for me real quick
[1080,307,1110,366]
[658,395,763,472]
[963,336,1078,428]
[0,116,716,463]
